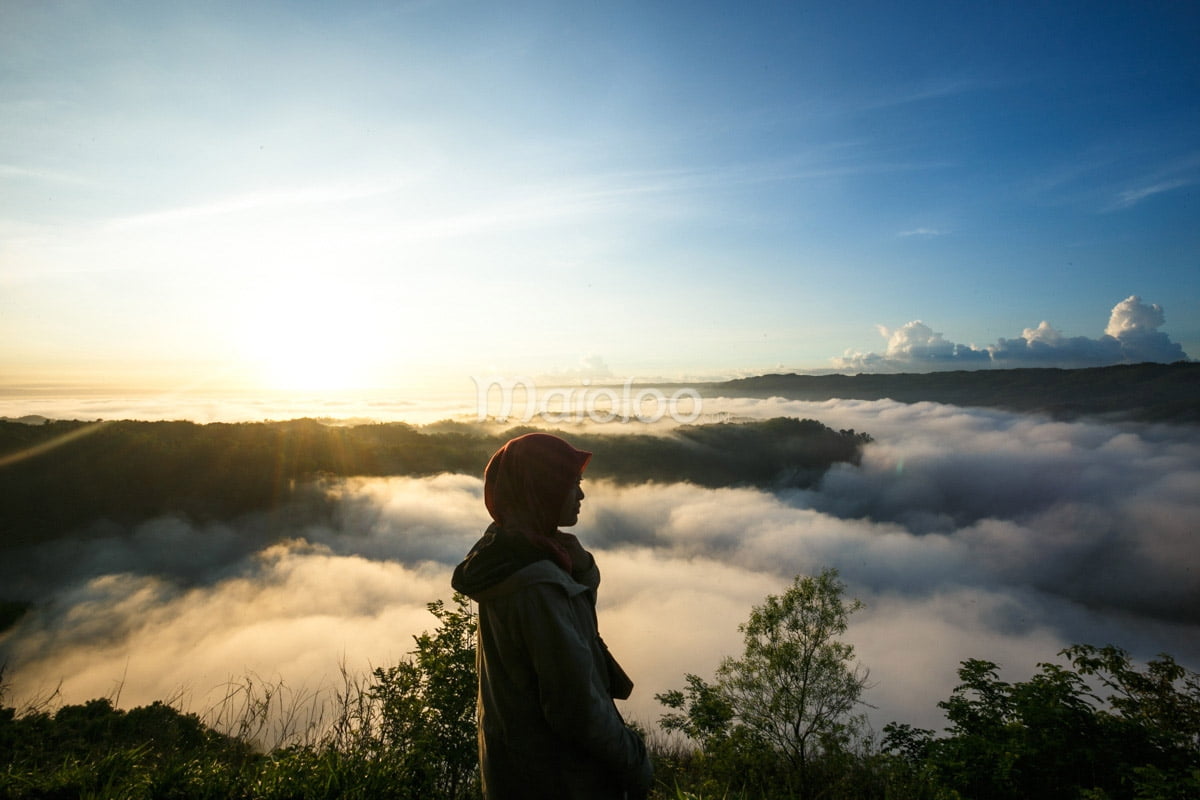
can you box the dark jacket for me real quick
[452,524,652,800]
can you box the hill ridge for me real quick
[708,361,1199,423]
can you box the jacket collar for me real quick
[469,559,591,603]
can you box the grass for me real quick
[0,665,466,800]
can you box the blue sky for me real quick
[1,0,1197,391]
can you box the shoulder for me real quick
[482,560,591,602]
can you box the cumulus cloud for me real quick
[835,320,992,372]
[1,399,1197,736]
[866,320,990,369]
[988,320,1122,365]
[1102,295,1190,363]
[836,296,1190,371]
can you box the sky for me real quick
[2,397,1197,738]
[1,0,1198,395]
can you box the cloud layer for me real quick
[836,296,1191,371]
[1,398,1197,737]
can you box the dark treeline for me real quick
[710,361,1200,423]
[0,417,870,546]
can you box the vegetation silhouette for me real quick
[3,579,1197,800]
[880,645,1200,800]
[0,417,870,546]
[657,569,872,798]
[0,599,481,800]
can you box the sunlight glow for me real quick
[235,281,393,392]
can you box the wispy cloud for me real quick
[1110,177,1195,210]
[1036,149,1200,213]
[853,76,997,114]
[107,183,394,230]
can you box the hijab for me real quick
[483,433,591,572]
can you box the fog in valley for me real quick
[1,396,1197,739]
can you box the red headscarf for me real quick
[484,433,592,571]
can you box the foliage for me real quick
[0,417,871,543]
[659,673,735,749]
[367,595,479,799]
[656,568,871,799]
[4,580,1198,800]
[719,568,870,773]
[0,696,254,799]
[657,674,781,796]
[881,646,1200,800]
[0,596,480,800]
[1064,644,1200,754]
[652,572,1200,800]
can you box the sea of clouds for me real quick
[1,396,1197,742]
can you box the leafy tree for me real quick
[658,673,735,750]
[656,673,773,796]
[718,568,870,774]
[927,658,1109,800]
[368,593,479,800]
[657,568,871,797]
[1065,644,1200,800]
[892,647,1200,800]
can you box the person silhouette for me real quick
[452,432,652,799]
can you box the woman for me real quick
[451,432,653,800]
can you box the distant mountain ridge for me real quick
[0,417,868,545]
[710,361,1199,423]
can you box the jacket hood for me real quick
[452,522,567,599]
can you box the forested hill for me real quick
[711,361,1200,423]
[0,417,869,545]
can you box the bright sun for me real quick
[235,282,390,392]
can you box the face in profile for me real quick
[557,480,585,527]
